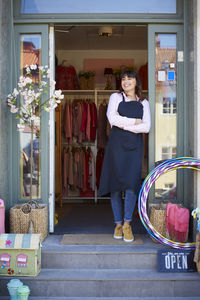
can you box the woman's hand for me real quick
[135,119,142,125]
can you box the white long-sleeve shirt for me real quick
[106,92,151,133]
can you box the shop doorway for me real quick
[53,24,148,234]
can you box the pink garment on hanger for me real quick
[86,103,91,141]
[63,148,69,196]
[90,103,97,141]
[63,102,72,144]
[166,203,189,242]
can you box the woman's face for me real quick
[121,75,137,93]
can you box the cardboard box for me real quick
[0,234,41,276]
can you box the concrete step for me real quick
[1,296,200,300]
[41,234,166,270]
[41,250,157,269]
[0,269,200,297]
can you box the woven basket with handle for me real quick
[10,200,47,242]
[149,202,167,242]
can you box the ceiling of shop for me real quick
[55,25,147,50]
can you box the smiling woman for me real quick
[20,0,176,14]
[98,69,151,243]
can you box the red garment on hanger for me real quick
[86,103,91,141]
[138,63,148,90]
[97,103,108,149]
[80,102,87,140]
[63,102,72,144]
[55,65,79,90]
[90,102,97,141]
[62,148,69,196]
[96,148,105,189]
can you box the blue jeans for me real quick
[110,189,137,223]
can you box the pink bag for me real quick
[0,199,5,233]
[166,203,189,242]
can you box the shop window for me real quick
[164,183,174,190]
[21,0,176,14]
[16,254,28,268]
[162,146,176,160]
[0,254,11,268]
[162,97,177,114]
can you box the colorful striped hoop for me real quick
[138,157,199,249]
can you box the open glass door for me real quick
[13,25,51,227]
[148,25,184,203]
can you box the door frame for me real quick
[13,23,185,233]
[49,25,55,232]
[13,24,49,208]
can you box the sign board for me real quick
[167,71,175,81]
[158,249,196,272]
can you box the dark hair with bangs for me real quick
[119,70,143,100]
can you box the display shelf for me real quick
[62,89,119,94]
[62,89,95,93]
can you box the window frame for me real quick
[162,97,177,115]
[161,146,177,160]
[13,0,183,24]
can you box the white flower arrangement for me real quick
[7,64,64,201]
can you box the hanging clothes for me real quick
[63,101,72,144]
[96,148,105,189]
[88,148,95,191]
[86,102,91,141]
[72,101,83,143]
[63,99,97,144]
[62,146,95,197]
[138,63,148,90]
[97,102,108,149]
[80,101,88,141]
[62,147,69,197]
[90,102,98,141]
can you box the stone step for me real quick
[2,296,200,299]
[41,250,157,269]
[0,269,200,297]
[41,234,166,269]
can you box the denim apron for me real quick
[98,93,144,196]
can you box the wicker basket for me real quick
[194,231,200,273]
[79,77,88,90]
[10,200,48,242]
[150,203,167,242]
[87,76,95,90]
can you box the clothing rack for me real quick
[55,89,148,206]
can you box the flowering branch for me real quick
[7,64,64,201]
[7,64,64,131]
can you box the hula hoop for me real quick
[138,157,199,249]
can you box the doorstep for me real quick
[41,233,168,253]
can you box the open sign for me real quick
[158,249,196,272]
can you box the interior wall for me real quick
[55,49,148,74]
